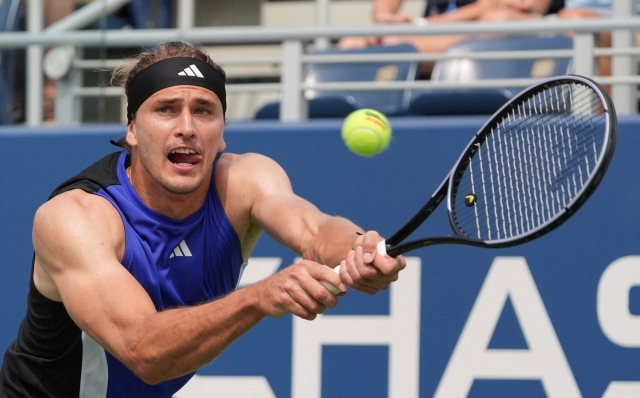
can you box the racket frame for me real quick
[382,75,617,257]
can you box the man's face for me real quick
[126,85,226,195]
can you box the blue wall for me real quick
[0,116,639,397]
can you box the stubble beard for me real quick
[138,148,207,195]
[158,175,205,195]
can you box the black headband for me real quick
[126,57,226,124]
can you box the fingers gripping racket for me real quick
[324,75,616,294]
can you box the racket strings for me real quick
[452,83,607,241]
[458,105,603,237]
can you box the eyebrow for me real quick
[194,98,215,106]
[154,97,216,106]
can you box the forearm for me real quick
[427,0,497,22]
[374,0,404,17]
[302,216,364,267]
[121,288,264,384]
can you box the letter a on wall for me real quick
[434,257,581,398]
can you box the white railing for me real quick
[1,2,639,124]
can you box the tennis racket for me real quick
[324,74,616,294]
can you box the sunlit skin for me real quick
[125,85,226,219]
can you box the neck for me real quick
[127,163,213,220]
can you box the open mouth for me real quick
[167,148,203,167]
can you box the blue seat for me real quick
[409,35,574,116]
[0,0,22,124]
[255,43,419,119]
[254,94,359,119]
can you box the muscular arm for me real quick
[221,153,405,294]
[33,190,342,384]
[225,153,362,267]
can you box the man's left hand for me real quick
[337,231,406,294]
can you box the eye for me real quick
[195,108,211,115]
[158,107,169,113]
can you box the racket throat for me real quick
[390,235,488,256]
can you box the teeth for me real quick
[175,163,193,166]
[171,148,196,154]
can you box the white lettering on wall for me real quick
[173,375,276,398]
[291,257,422,398]
[237,257,283,288]
[601,381,640,398]
[435,256,580,398]
[598,256,640,347]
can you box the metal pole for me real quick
[612,0,635,115]
[315,0,330,50]
[177,0,195,30]
[3,18,640,48]
[281,40,307,121]
[26,0,44,126]
[55,48,84,125]
[573,33,595,77]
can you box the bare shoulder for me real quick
[34,189,125,271]
[220,152,290,182]
[214,153,296,253]
[217,152,293,198]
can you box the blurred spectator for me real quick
[491,0,638,80]
[339,0,563,76]
[556,0,616,78]
[0,0,22,124]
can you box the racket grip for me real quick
[321,265,342,295]
[377,239,388,256]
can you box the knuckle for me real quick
[280,294,295,308]
[282,281,296,295]
[315,304,327,315]
[313,289,330,303]
[378,264,395,276]
[306,301,323,314]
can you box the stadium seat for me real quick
[254,43,419,119]
[254,94,359,119]
[409,35,573,116]
[0,0,22,124]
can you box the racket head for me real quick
[446,75,616,247]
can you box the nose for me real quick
[176,107,196,138]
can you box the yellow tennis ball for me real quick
[341,109,392,157]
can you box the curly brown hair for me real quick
[111,41,227,151]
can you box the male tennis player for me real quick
[0,41,406,397]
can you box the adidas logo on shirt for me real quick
[169,240,192,258]
[178,65,204,78]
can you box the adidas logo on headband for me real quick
[178,64,204,78]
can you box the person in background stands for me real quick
[339,0,564,76]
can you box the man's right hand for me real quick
[252,260,346,320]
